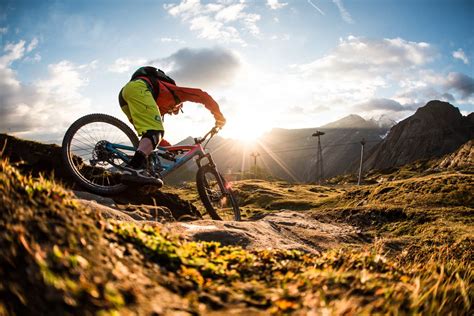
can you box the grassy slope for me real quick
[2,156,472,315]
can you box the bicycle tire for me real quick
[62,113,139,195]
[196,164,240,221]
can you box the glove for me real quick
[215,114,226,128]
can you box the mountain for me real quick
[322,114,378,129]
[363,100,474,171]
[369,114,397,130]
[174,114,390,182]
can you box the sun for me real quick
[220,112,272,143]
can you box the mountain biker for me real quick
[118,66,226,185]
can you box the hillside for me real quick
[1,135,472,314]
[174,114,389,183]
[363,100,474,171]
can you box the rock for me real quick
[434,140,474,171]
[363,100,473,171]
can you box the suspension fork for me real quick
[196,153,228,192]
[196,153,216,169]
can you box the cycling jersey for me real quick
[119,76,224,144]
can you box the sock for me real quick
[129,150,147,169]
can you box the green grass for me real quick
[1,158,473,314]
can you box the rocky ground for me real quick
[0,135,473,315]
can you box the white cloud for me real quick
[293,36,436,105]
[108,57,146,73]
[26,37,38,52]
[393,70,474,105]
[267,0,288,10]
[164,0,261,45]
[452,48,469,64]
[0,27,7,35]
[0,40,26,66]
[0,39,92,139]
[332,0,354,24]
[215,3,245,22]
[270,33,290,41]
[24,53,41,63]
[283,35,472,123]
[296,36,434,75]
[160,37,186,44]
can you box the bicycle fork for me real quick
[196,153,228,191]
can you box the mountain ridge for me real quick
[363,100,473,171]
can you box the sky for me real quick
[0,0,473,143]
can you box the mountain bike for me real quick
[62,113,240,221]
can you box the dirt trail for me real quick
[165,210,364,254]
[74,190,365,254]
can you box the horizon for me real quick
[1,0,473,144]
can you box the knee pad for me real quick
[142,130,164,148]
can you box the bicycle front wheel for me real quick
[62,113,139,195]
[196,165,240,221]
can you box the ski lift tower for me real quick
[312,131,325,184]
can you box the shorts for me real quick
[119,80,164,136]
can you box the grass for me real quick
[167,179,344,219]
[1,156,473,314]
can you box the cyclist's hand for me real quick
[215,116,226,128]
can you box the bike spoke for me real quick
[67,120,136,191]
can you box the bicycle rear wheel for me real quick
[196,165,240,221]
[62,113,139,195]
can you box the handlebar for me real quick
[194,126,221,146]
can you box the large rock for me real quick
[363,100,473,171]
[435,140,474,171]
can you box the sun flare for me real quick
[221,111,272,142]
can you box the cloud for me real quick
[160,37,186,44]
[149,47,241,88]
[0,39,92,138]
[440,92,455,102]
[0,40,26,66]
[108,57,147,73]
[295,36,434,76]
[332,0,354,24]
[452,48,469,64]
[445,72,474,98]
[24,53,41,63]
[26,37,38,52]
[267,0,288,10]
[164,0,261,45]
[0,27,7,35]
[293,36,436,105]
[356,98,409,112]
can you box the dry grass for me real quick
[1,157,473,315]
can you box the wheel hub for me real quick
[92,140,112,164]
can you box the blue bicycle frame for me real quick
[105,141,209,178]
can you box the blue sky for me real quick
[1,0,473,143]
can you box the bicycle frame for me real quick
[105,142,212,178]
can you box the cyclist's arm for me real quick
[163,83,224,119]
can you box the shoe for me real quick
[120,166,163,187]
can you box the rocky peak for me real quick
[413,100,463,126]
[363,100,473,171]
[322,114,377,129]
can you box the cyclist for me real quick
[118,66,226,185]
